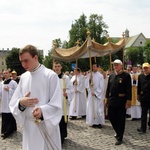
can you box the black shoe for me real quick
[97,124,102,129]
[92,124,97,128]
[131,118,137,121]
[82,115,86,118]
[131,118,141,121]
[115,140,122,145]
[126,114,131,118]
[92,124,102,129]
[137,128,146,134]
[1,134,4,137]
[69,116,77,120]
[2,133,11,139]
[114,134,118,139]
[114,134,122,141]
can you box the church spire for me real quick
[125,28,129,38]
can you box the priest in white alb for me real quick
[85,62,105,128]
[9,45,62,150]
[69,68,87,119]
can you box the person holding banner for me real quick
[9,45,62,150]
[53,61,73,144]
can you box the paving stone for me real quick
[0,116,149,150]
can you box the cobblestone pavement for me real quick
[0,116,150,150]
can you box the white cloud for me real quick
[0,0,150,55]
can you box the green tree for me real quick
[68,13,108,47]
[144,40,150,63]
[88,14,108,44]
[5,48,25,75]
[125,47,144,66]
[43,51,53,69]
[68,14,87,47]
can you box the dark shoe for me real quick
[131,118,137,121]
[2,133,11,139]
[92,124,97,128]
[97,124,102,129]
[114,134,122,141]
[82,115,86,118]
[114,134,118,139]
[137,128,146,134]
[1,134,4,137]
[69,116,77,120]
[115,140,122,145]
[126,114,131,118]
[131,118,141,121]
[92,124,102,129]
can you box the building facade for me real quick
[0,49,10,72]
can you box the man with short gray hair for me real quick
[106,59,132,145]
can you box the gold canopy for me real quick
[51,35,126,62]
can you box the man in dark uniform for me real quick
[106,59,132,145]
[137,62,150,134]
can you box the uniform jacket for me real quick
[106,71,132,107]
[137,73,150,102]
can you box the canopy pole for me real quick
[109,52,112,72]
[122,48,125,70]
[88,48,96,119]
[89,49,92,73]
[94,57,96,63]
[76,58,78,68]
[52,59,55,70]
[122,32,125,70]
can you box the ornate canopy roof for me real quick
[51,34,126,62]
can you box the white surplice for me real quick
[127,73,141,119]
[85,71,105,126]
[9,65,62,150]
[69,74,87,117]
[0,80,17,113]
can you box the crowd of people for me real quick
[0,44,150,149]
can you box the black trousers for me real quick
[1,113,17,135]
[108,106,126,141]
[59,116,68,144]
[141,101,150,132]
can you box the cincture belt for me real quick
[118,93,126,97]
[109,93,126,97]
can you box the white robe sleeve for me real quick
[0,82,2,97]
[9,80,26,125]
[65,76,74,103]
[8,80,18,100]
[94,73,105,100]
[40,73,62,134]
[84,74,90,89]
[76,75,85,93]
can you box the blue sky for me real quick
[0,0,150,55]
